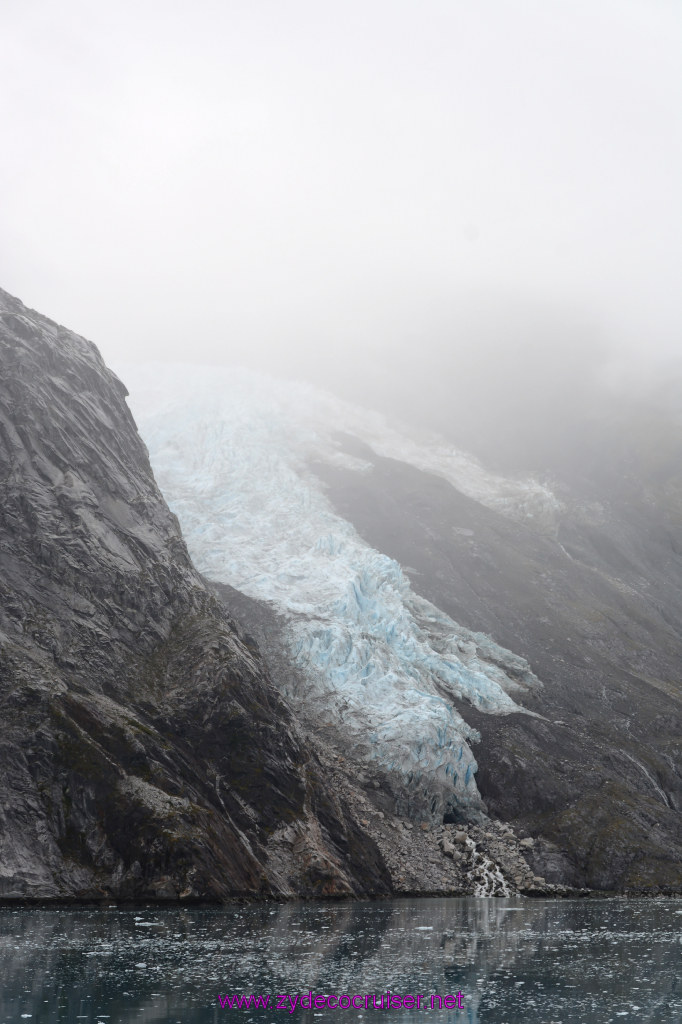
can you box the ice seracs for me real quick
[122,364,543,821]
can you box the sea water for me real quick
[1,897,680,1023]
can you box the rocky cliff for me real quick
[0,287,391,900]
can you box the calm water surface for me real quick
[0,898,680,1023]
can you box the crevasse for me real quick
[122,364,542,820]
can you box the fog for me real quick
[2,0,681,465]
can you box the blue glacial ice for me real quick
[121,364,543,819]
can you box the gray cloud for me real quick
[1,0,680,401]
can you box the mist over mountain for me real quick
[271,294,682,489]
[1,0,681,901]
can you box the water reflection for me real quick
[0,898,680,1023]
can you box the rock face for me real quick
[0,287,391,900]
[314,435,682,891]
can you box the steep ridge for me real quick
[0,288,390,900]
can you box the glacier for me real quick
[121,364,543,821]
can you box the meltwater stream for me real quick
[1,898,680,1023]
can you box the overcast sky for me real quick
[1,0,681,391]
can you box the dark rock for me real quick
[311,422,682,891]
[0,287,391,901]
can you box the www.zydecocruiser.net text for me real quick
[218,990,465,1011]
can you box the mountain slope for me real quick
[0,288,390,900]
[315,439,682,890]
